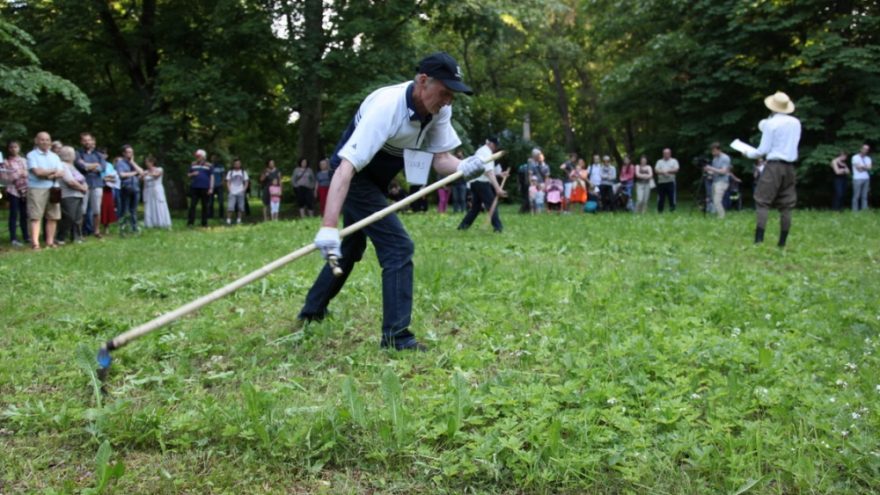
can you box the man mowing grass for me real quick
[297,52,488,351]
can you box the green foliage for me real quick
[83,441,125,495]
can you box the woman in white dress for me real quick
[142,156,172,229]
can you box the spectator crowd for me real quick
[0,130,874,250]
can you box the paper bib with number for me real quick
[403,149,432,186]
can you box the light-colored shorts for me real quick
[27,188,61,221]
[563,182,573,200]
[270,200,280,214]
[227,192,245,212]
[88,187,103,215]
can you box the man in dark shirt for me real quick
[187,149,214,227]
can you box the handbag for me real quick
[49,180,62,204]
[649,178,657,190]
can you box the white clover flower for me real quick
[764,313,772,321]
[829,397,836,403]
[852,412,862,420]
[845,363,858,372]
[690,393,701,400]
[875,384,880,393]
[731,327,741,338]
[607,397,618,405]
[755,387,769,396]
[836,379,848,388]
[841,430,850,438]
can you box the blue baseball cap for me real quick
[417,52,473,95]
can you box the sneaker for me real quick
[55,240,66,246]
[226,219,232,225]
[11,240,23,248]
[236,218,242,224]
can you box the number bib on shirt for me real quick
[403,149,432,186]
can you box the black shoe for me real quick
[754,227,765,244]
[380,339,428,352]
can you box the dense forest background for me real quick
[2,0,878,206]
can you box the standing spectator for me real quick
[705,142,731,218]
[115,145,144,234]
[587,154,603,198]
[209,154,225,219]
[532,177,545,214]
[143,156,172,229]
[269,177,282,221]
[292,158,316,218]
[830,151,849,211]
[26,132,65,249]
[51,140,63,154]
[634,155,654,214]
[619,155,635,211]
[315,159,331,215]
[187,149,214,227]
[533,152,551,183]
[56,146,88,244]
[100,157,118,236]
[457,137,507,232]
[75,132,105,237]
[654,148,679,213]
[851,144,872,211]
[0,140,30,246]
[259,159,281,221]
[569,158,589,212]
[436,184,450,213]
[225,158,249,225]
[599,155,617,212]
[741,91,801,247]
[559,152,577,211]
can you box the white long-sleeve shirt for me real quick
[746,113,801,162]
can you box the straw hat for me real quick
[764,91,795,114]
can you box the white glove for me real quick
[314,227,341,260]
[457,155,489,179]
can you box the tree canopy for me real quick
[2,0,878,205]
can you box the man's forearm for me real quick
[432,151,460,176]
[322,160,355,228]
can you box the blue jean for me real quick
[657,181,676,212]
[831,176,847,211]
[119,187,139,231]
[299,175,416,347]
[458,181,502,232]
[8,194,29,243]
[451,182,467,213]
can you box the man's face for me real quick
[592,155,600,163]
[862,145,870,155]
[35,133,51,151]
[663,149,671,159]
[81,134,95,150]
[418,77,455,114]
[9,142,20,155]
[123,147,134,160]
[711,148,720,157]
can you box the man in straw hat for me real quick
[742,91,801,247]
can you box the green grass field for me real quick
[2,207,879,494]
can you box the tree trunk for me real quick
[549,58,576,153]
[295,0,325,170]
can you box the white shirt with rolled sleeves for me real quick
[469,144,501,184]
[746,113,801,162]
[336,82,461,171]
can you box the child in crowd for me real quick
[528,176,538,213]
[269,177,282,221]
[534,177,546,214]
[545,178,563,213]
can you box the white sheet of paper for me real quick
[403,149,432,186]
[730,139,758,156]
